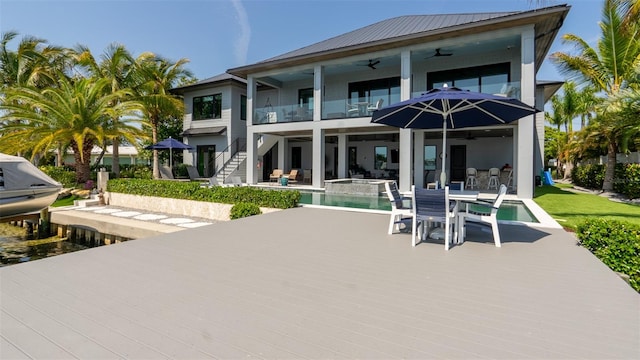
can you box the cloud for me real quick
[231,0,250,66]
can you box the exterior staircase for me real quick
[215,151,246,184]
[214,134,279,184]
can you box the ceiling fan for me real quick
[358,59,380,70]
[426,48,453,58]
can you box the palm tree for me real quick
[132,54,192,179]
[74,43,139,177]
[551,0,640,191]
[0,75,145,183]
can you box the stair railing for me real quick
[213,138,247,180]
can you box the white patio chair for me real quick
[385,181,412,234]
[487,167,500,190]
[411,185,458,250]
[465,167,478,189]
[458,184,507,247]
[367,98,384,114]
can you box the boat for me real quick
[0,153,63,220]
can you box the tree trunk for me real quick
[152,122,160,179]
[602,138,616,192]
[73,141,94,184]
[112,137,120,178]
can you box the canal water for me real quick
[0,224,88,267]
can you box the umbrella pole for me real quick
[169,148,172,169]
[440,115,447,187]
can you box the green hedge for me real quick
[230,202,262,219]
[572,163,640,199]
[40,166,77,188]
[576,218,640,292]
[107,179,300,209]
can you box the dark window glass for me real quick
[193,94,222,120]
[427,63,510,93]
[348,77,400,108]
[291,147,302,169]
[240,95,247,120]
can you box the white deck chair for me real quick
[384,181,412,234]
[186,165,208,181]
[458,184,507,247]
[411,185,457,250]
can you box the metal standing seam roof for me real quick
[228,5,570,76]
[262,12,518,63]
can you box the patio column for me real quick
[399,50,412,192]
[414,130,425,187]
[337,134,347,179]
[246,130,259,184]
[313,65,322,121]
[246,76,257,184]
[278,138,287,171]
[518,26,535,199]
[312,128,325,187]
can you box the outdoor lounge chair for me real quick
[284,169,298,183]
[385,181,412,234]
[269,169,283,182]
[457,184,507,247]
[186,165,208,181]
[411,185,457,250]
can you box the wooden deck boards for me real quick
[1,207,639,359]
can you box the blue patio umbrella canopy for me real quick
[370,86,540,185]
[145,137,193,169]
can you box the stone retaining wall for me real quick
[105,192,281,221]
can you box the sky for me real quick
[0,0,603,83]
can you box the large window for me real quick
[193,94,221,120]
[348,77,400,109]
[240,95,247,120]
[428,63,510,94]
[374,146,387,170]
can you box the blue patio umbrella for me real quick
[145,136,193,169]
[370,86,540,185]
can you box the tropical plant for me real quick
[74,43,147,177]
[0,75,145,183]
[551,0,640,191]
[132,55,192,179]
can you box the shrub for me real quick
[572,163,640,199]
[576,218,640,292]
[229,202,262,219]
[107,179,300,209]
[40,166,76,188]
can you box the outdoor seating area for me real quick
[385,181,510,251]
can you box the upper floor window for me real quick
[193,94,221,120]
[240,95,247,120]
[349,77,400,109]
[428,63,510,95]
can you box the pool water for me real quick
[298,192,538,223]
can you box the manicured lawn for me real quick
[534,184,640,230]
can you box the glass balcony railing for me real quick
[253,104,313,125]
[411,81,521,100]
[322,98,389,120]
[253,81,522,124]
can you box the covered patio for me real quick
[1,207,638,358]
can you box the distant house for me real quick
[63,146,145,166]
[178,4,570,198]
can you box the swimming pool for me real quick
[298,192,538,223]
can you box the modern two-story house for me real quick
[178,4,569,198]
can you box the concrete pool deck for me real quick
[1,207,638,358]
